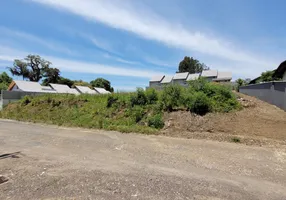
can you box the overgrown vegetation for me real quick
[0,78,241,134]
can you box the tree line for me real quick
[0,55,114,92]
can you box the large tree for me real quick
[9,55,55,82]
[178,56,209,74]
[42,67,61,86]
[90,78,114,92]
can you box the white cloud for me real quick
[0,46,164,78]
[0,26,76,56]
[30,0,276,67]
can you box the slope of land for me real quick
[162,93,286,146]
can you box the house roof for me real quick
[94,87,111,94]
[160,76,173,83]
[273,60,286,78]
[150,75,165,82]
[69,88,80,95]
[201,70,218,77]
[213,71,232,81]
[7,80,56,93]
[50,83,79,94]
[75,86,97,94]
[173,72,189,80]
[187,73,200,81]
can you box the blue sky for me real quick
[0,0,285,90]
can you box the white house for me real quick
[50,83,80,95]
[149,75,165,88]
[201,70,218,81]
[7,80,56,93]
[172,72,189,86]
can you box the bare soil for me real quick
[162,93,286,146]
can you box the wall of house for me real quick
[0,90,44,110]
[283,71,286,81]
[239,82,286,111]
[149,82,161,88]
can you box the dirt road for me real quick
[0,120,286,200]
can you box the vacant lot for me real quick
[1,120,286,199]
[162,93,286,146]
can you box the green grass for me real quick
[0,79,242,134]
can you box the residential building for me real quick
[172,72,189,86]
[201,70,218,81]
[149,75,165,88]
[213,72,232,82]
[50,83,80,95]
[186,73,200,81]
[7,80,56,93]
[160,76,173,85]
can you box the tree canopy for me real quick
[0,72,13,91]
[90,78,114,92]
[9,55,60,83]
[178,56,209,74]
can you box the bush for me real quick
[161,84,182,111]
[21,96,32,106]
[147,114,165,129]
[130,88,147,107]
[189,92,211,115]
[231,137,241,143]
[107,95,118,108]
[126,106,145,123]
[145,88,158,104]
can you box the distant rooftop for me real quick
[201,70,218,77]
[94,87,111,94]
[75,86,97,94]
[187,73,200,81]
[8,80,56,93]
[50,83,80,95]
[161,76,173,83]
[173,72,189,80]
[150,75,165,82]
[213,71,232,81]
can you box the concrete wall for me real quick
[239,82,286,111]
[0,90,46,110]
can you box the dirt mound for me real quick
[161,93,286,146]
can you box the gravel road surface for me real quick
[0,120,286,200]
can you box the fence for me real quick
[239,81,286,111]
[0,90,46,110]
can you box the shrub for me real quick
[188,77,208,92]
[107,95,118,108]
[145,88,158,104]
[231,137,241,143]
[161,84,182,111]
[130,88,147,107]
[147,114,165,129]
[188,92,211,115]
[130,106,145,123]
[21,96,31,106]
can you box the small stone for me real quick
[0,176,8,184]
